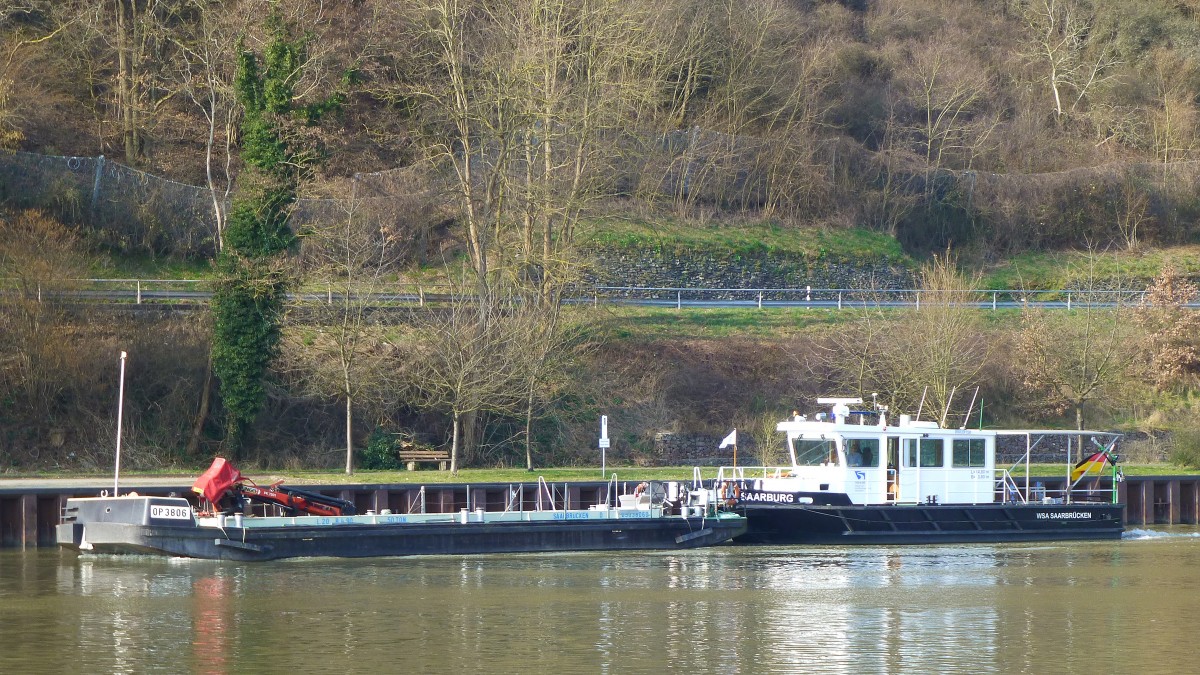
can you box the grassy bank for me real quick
[6,463,1186,485]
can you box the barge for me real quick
[57,460,746,561]
[718,397,1124,544]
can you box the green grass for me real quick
[87,252,216,279]
[265,463,1197,484]
[978,246,1200,290]
[15,461,1189,484]
[267,466,711,485]
[579,215,910,262]
[586,305,846,340]
[82,219,1200,295]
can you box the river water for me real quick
[2,529,1198,674]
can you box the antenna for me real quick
[940,386,956,428]
[915,386,928,421]
[961,387,980,429]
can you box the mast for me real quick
[113,350,127,496]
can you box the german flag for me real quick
[1070,451,1111,483]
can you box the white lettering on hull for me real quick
[740,492,796,504]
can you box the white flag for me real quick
[719,429,737,448]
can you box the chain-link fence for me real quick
[7,137,1200,262]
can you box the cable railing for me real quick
[0,279,1166,309]
[588,286,1151,309]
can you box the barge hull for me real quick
[56,497,746,561]
[58,519,742,561]
[735,503,1124,545]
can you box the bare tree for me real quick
[1018,0,1120,122]
[280,195,397,473]
[1015,256,1136,457]
[505,294,593,470]
[1148,49,1200,179]
[407,278,528,473]
[901,39,996,173]
[828,252,989,419]
[1135,267,1200,391]
[107,0,189,164]
[1114,175,1150,251]
[381,0,678,298]
[0,210,88,416]
[171,0,253,252]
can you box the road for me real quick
[19,280,1156,311]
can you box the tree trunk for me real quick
[450,410,460,476]
[114,0,139,164]
[461,408,477,467]
[344,394,353,475]
[525,384,535,471]
[186,348,214,457]
[1074,403,1084,462]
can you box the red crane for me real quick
[192,457,357,517]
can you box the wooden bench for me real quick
[397,449,450,471]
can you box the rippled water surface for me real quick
[2,528,1198,674]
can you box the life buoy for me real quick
[719,481,740,504]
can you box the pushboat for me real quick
[57,459,746,561]
[717,397,1125,544]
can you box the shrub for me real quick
[360,427,402,470]
[1168,428,1200,469]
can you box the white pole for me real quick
[114,351,127,496]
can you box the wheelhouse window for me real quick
[921,439,944,467]
[952,438,987,467]
[845,438,880,467]
[793,438,837,466]
[907,438,944,467]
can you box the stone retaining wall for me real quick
[655,432,758,466]
[584,247,914,292]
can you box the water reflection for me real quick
[2,532,1200,673]
[193,575,233,675]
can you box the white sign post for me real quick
[599,415,609,477]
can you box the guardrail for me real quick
[0,279,1163,309]
[588,286,1152,309]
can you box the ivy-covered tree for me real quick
[211,14,322,454]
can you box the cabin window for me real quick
[793,438,837,466]
[845,438,879,467]
[919,439,944,467]
[952,439,987,467]
[903,438,943,467]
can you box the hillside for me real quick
[6,0,1200,472]
[5,0,1200,260]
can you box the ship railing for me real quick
[536,476,559,511]
[599,473,619,508]
[995,430,1122,505]
[714,466,801,485]
[403,486,427,514]
[504,484,523,512]
[994,473,1120,505]
[995,470,1027,504]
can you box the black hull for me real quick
[57,517,745,562]
[735,502,1124,545]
